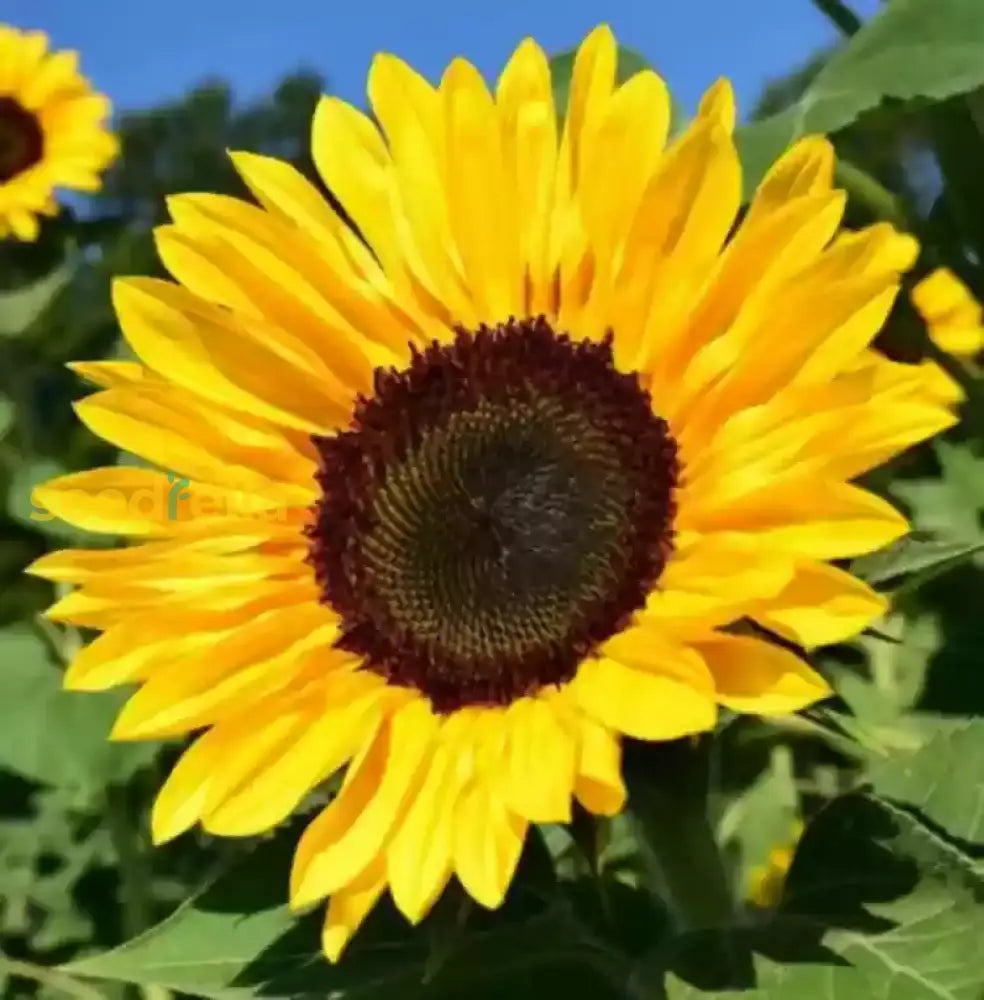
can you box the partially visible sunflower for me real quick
[912,266,984,359]
[29,26,958,960]
[0,24,117,241]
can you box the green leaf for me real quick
[0,255,75,337]
[869,719,984,845]
[65,823,621,999]
[892,441,984,542]
[0,626,156,800]
[660,794,984,998]
[737,0,984,197]
[850,534,984,588]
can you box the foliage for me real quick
[3,1,984,998]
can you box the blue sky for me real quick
[8,0,879,118]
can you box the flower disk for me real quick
[0,96,44,182]
[310,318,679,710]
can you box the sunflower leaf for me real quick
[655,793,984,998]
[0,625,156,802]
[737,0,984,198]
[849,534,984,588]
[63,821,623,999]
[868,718,984,845]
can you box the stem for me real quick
[1,955,108,1000]
[106,787,171,1000]
[105,786,153,939]
[810,0,863,35]
[624,739,734,932]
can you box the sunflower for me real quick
[29,26,957,960]
[912,266,984,359]
[0,24,117,241]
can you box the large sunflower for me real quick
[30,26,958,960]
[0,24,117,241]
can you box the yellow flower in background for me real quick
[912,266,984,358]
[747,819,804,908]
[29,26,957,961]
[0,24,118,241]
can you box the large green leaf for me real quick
[660,794,984,998]
[869,719,984,845]
[0,626,156,800]
[737,0,984,196]
[64,823,622,1000]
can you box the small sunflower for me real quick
[30,27,957,960]
[912,266,984,359]
[0,24,117,241]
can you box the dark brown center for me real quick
[0,97,44,184]
[308,318,679,711]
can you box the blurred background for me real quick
[2,1,984,996]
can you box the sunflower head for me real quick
[0,24,118,241]
[28,25,958,962]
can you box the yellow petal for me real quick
[110,607,340,739]
[746,136,835,223]
[453,783,526,910]
[442,58,521,320]
[152,729,226,844]
[368,53,472,320]
[495,37,557,314]
[912,267,980,323]
[577,69,670,263]
[386,741,459,924]
[680,478,908,560]
[694,633,832,715]
[290,698,436,906]
[203,678,387,836]
[32,468,179,537]
[644,532,794,630]
[573,717,625,816]
[559,24,617,187]
[502,697,575,823]
[68,361,146,388]
[322,857,387,963]
[112,278,352,434]
[755,562,887,648]
[572,656,717,740]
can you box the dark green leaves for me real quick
[662,793,984,998]
[64,826,621,1000]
